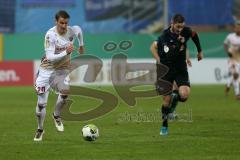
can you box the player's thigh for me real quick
[228,60,239,78]
[55,69,70,95]
[37,91,50,106]
[35,68,53,94]
[175,70,190,87]
[158,68,175,86]
[173,81,178,90]
[175,70,190,98]
[235,62,240,79]
[155,67,174,95]
[160,68,175,105]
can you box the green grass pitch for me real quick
[0,85,240,160]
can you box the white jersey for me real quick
[224,33,240,62]
[41,25,84,69]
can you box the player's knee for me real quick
[37,93,48,107]
[61,95,68,99]
[179,97,188,102]
[36,104,46,116]
[37,99,47,107]
[60,95,68,105]
[180,91,189,97]
[37,104,46,110]
[178,91,189,102]
[179,87,190,98]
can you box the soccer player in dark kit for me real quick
[150,14,203,135]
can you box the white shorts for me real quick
[228,59,240,75]
[35,67,70,94]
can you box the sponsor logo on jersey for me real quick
[55,46,67,53]
[164,45,169,53]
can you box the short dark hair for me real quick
[172,14,185,23]
[55,10,70,21]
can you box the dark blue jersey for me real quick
[157,26,202,68]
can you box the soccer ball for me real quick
[82,124,99,141]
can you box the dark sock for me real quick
[169,90,179,113]
[172,89,180,100]
[173,90,188,102]
[161,106,169,127]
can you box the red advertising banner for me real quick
[0,61,34,86]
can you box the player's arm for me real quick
[186,48,192,67]
[223,35,232,58]
[191,31,203,61]
[44,33,73,62]
[150,41,160,64]
[72,26,84,54]
[224,43,232,57]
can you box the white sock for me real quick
[226,76,233,88]
[232,79,239,96]
[36,105,46,130]
[54,95,66,117]
[36,91,49,130]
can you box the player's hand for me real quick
[78,46,84,54]
[197,51,203,61]
[186,59,192,67]
[66,44,74,55]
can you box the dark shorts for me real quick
[156,64,190,88]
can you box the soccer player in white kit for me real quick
[34,10,84,141]
[224,22,240,99]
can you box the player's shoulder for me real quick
[224,33,237,41]
[156,32,166,44]
[154,30,166,44]
[68,25,82,33]
[45,26,57,37]
[183,26,191,31]
[182,26,193,34]
[159,28,169,39]
[227,32,236,38]
[180,26,193,38]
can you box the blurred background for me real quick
[0,0,238,86]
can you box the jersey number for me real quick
[37,86,45,93]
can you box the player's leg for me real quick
[178,85,190,101]
[232,73,240,99]
[34,67,52,141]
[168,85,190,122]
[160,95,171,135]
[229,61,240,99]
[52,71,70,132]
[169,70,190,113]
[52,94,68,132]
[225,60,234,96]
[156,67,173,135]
[225,76,232,96]
[34,91,49,141]
[168,82,179,120]
[54,94,68,117]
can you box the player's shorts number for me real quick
[37,86,46,94]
